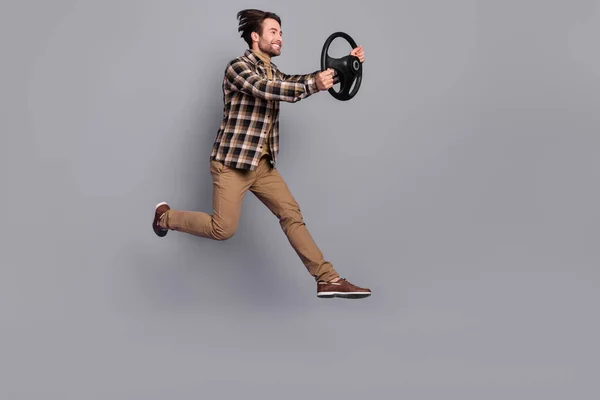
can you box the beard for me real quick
[259,40,281,57]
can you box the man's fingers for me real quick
[318,68,335,88]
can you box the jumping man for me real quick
[152,9,371,299]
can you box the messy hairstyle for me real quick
[236,9,281,48]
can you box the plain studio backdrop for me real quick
[1,0,599,398]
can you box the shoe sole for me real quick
[317,292,371,299]
[153,202,169,237]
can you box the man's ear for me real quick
[251,32,259,42]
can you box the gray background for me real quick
[2,0,599,398]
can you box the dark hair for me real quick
[236,9,281,48]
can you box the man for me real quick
[152,9,370,299]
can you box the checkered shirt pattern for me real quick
[210,49,336,170]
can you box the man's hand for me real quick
[350,45,365,63]
[316,68,335,91]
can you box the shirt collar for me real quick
[244,49,277,69]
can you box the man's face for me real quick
[254,18,282,57]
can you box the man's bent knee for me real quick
[212,226,236,241]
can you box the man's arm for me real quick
[225,59,319,103]
[280,70,340,85]
[279,71,317,83]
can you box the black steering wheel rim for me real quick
[320,31,362,101]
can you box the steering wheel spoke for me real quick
[339,74,356,98]
[325,55,344,72]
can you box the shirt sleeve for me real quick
[280,69,340,87]
[279,71,317,83]
[225,59,319,102]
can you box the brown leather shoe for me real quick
[152,202,170,237]
[317,278,371,299]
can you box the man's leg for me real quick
[156,160,253,240]
[249,158,340,282]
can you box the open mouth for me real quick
[272,44,281,50]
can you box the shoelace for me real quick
[333,278,349,286]
[339,278,361,289]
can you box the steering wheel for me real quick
[321,31,363,101]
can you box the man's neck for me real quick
[252,47,271,64]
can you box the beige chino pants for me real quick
[159,156,339,282]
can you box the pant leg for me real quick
[160,160,254,240]
[249,158,339,282]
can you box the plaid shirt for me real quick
[210,49,335,170]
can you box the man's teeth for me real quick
[273,44,280,49]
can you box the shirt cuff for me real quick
[305,76,320,95]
